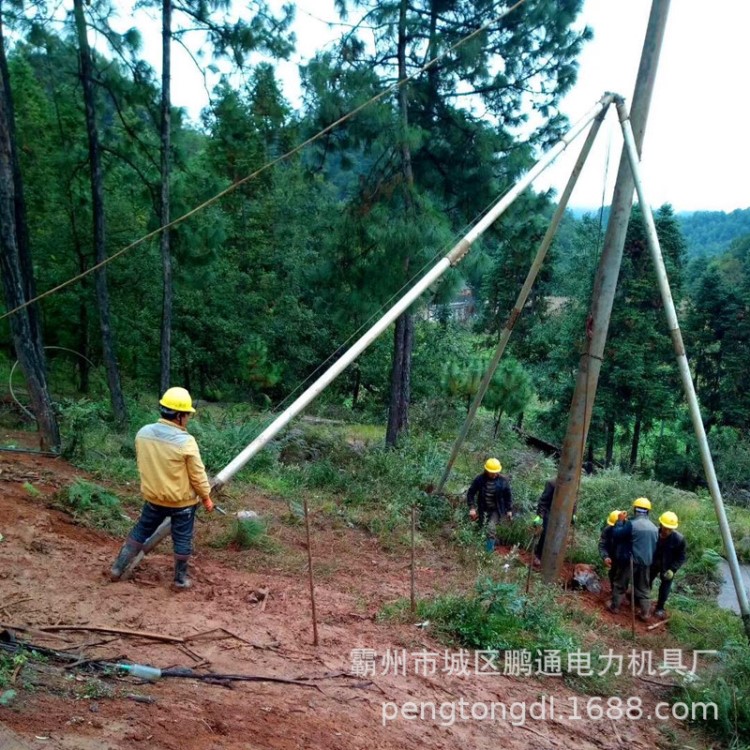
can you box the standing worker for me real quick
[467,458,513,553]
[532,479,576,566]
[650,511,687,619]
[109,387,215,590]
[611,497,658,621]
[598,509,622,588]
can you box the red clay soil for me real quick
[0,451,697,750]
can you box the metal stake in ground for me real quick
[303,497,319,647]
[410,505,417,615]
[630,556,636,641]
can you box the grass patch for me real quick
[680,639,750,748]
[211,516,278,553]
[380,575,616,693]
[57,479,131,534]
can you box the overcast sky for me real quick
[132,0,750,214]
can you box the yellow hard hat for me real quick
[484,458,502,473]
[159,387,196,413]
[659,511,679,529]
[607,510,622,527]
[633,497,652,511]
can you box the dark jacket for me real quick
[535,480,576,520]
[613,514,658,566]
[467,473,512,520]
[651,531,687,576]
[598,524,617,561]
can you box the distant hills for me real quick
[568,206,750,259]
[676,208,750,258]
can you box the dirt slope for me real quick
[0,451,689,750]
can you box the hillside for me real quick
[568,206,750,259]
[677,208,750,258]
[1,420,748,750]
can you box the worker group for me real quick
[467,458,686,622]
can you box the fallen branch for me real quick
[186,627,279,650]
[636,675,679,688]
[0,623,73,643]
[646,618,670,630]
[125,694,156,704]
[37,625,184,643]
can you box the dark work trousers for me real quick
[653,575,674,610]
[633,563,652,610]
[611,563,631,608]
[608,561,619,589]
[534,515,548,559]
[128,502,197,559]
[485,510,502,542]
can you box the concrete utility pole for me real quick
[541,0,672,584]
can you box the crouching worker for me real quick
[467,458,513,553]
[109,387,214,590]
[650,511,686,619]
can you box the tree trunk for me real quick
[493,410,504,438]
[73,0,127,426]
[386,312,413,446]
[605,417,615,467]
[385,0,415,448]
[351,364,361,408]
[630,411,642,469]
[159,0,173,394]
[0,17,60,450]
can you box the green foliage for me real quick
[22,482,41,497]
[678,208,750,259]
[59,479,130,534]
[681,640,750,747]
[215,516,277,553]
[0,652,28,689]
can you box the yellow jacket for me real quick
[135,419,211,508]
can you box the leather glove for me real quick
[202,496,215,513]
[532,515,543,527]
[663,569,674,581]
[469,508,478,521]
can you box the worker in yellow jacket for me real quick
[109,387,214,590]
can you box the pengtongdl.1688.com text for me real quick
[381,696,718,727]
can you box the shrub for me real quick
[59,479,130,534]
[682,639,750,747]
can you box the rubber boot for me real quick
[109,539,141,581]
[172,558,192,591]
[485,538,495,554]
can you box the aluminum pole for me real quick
[435,100,613,494]
[213,95,614,487]
[618,104,750,636]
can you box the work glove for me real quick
[604,557,612,568]
[663,569,674,581]
[506,511,513,521]
[572,514,577,526]
[532,515,543,527]
[202,496,215,513]
[469,508,478,521]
